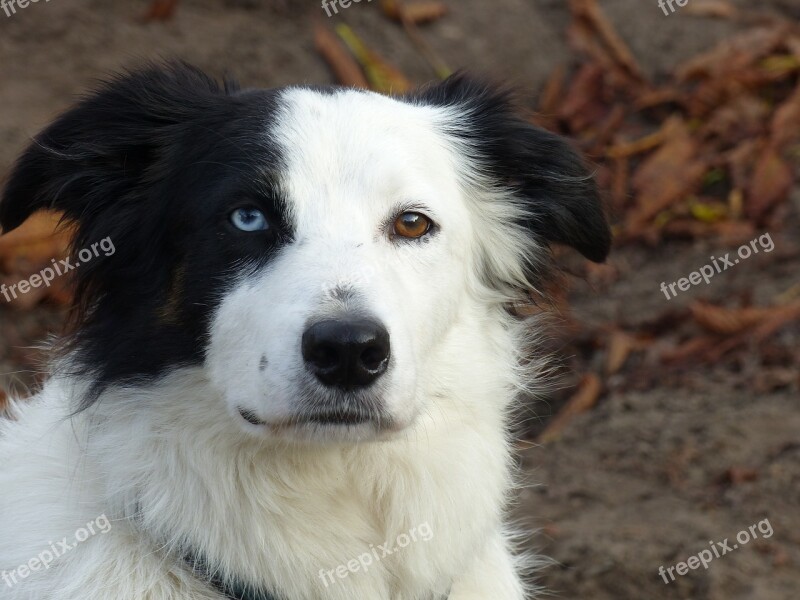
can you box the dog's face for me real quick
[0,64,610,442]
[207,89,482,441]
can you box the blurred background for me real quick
[1,1,798,598]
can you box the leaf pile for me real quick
[544,1,800,246]
[525,1,800,442]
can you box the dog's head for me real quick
[0,63,610,442]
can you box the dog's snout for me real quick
[302,319,390,389]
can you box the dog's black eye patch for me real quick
[0,62,291,406]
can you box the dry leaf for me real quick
[559,63,607,132]
[690,301,781,335]
[660,336,719,364]
[538,64,567,118]
[568,0,645,82]
[384,1,452,79]
[720,466,759,485]
[0,211,67,252]
[381,0,449,25]
[606,115,682,159]
[142,0,179,21]
[335,24,412,94]
[314,24,370,89]
[627,119,706,227]
[747,146,793,221]
[676,26,788,81]
[0,274,49,311]
[605,330,638,375]
[685,0,738,18]
[0,212,73,274]
[701,94,769,146]
[771,82,800,151]
[610,156,630,210]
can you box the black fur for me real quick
[0,62,292,405]
[410,73,612,264]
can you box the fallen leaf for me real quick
[690,300,800,339]
[720,466,759,485]
[660,336,719,364]
[384,1,452,79]
[568,0,645,82]
[747,146,793,221]
[685,0,738,18]
[627,119,707,227]
[381,0,449,25]
[559,63,607,132]
[606,115,682,159]
[314,24,370,89]
[770,82,800,151]
[587,104,627,153]
[335,24,412,94]
[0,274,49,311]
[538,64,567,118]
[676,26,788,81]
[725,137,764,191]
[0,212,73,275]
[142,0,179,22]
[610,156,630,210]
[605,330,638,375]
[0,211,68,253]
[701,94,769,146]
[689,199,729,223]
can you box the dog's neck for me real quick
[182,550,281,600]
[182,547,450,600]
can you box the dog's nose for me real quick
[302,319,390,389]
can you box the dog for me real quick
[0,63,610,600]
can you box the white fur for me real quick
[0,88,541,599]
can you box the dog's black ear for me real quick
[412,73,611,263]
[0,61,237,234]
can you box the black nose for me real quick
[302,319,390,390]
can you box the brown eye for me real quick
[393,212,432,239]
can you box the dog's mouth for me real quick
[237,407,375,429]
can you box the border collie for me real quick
[0,63,610,600]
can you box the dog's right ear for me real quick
[410,73,611,265]
[0,61,237,234]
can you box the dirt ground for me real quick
[0,1,798,599]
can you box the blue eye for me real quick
[231,208,269,232]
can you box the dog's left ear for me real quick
[414,73,611,263]
[0,61,237,235]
